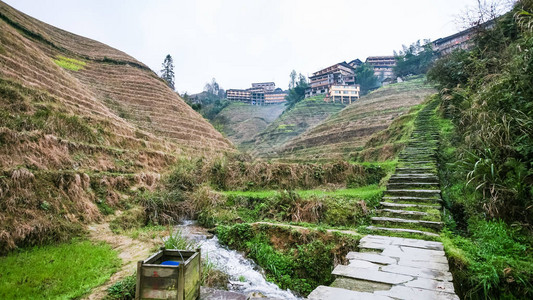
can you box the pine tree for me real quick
[160,54,175,90]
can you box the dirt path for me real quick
[84,222,160,300]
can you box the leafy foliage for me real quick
[216,224,359,296]
[431,2,533,297]
[107,274,136,300]
[285,71,309,110]
[160,54,175,90]
[355,63,379,95]
[394,40,434,77]
[429,0,533,224]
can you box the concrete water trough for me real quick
[136,248,201,300]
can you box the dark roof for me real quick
[366,56,395,61]
[349,59,363,65]
[433,19,496,45]
[252,82,275,85]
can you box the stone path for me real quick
[369,99,443,237]
[308,100,460,299]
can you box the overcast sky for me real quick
[3,0,507,94]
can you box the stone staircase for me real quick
[307,101,460,299]
[368,100,443,237]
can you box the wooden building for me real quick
[306,62,357,98]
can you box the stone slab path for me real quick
[308,100,460,299]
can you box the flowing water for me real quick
[176,221,300,299]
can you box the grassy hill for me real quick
[251,95,347,158]
[212,102,286,151]
[277,78,435,162]
[0,2,233,253]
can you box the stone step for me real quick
[382,196,441,203]
[379,202,440,209]
[400,154,435,158]
[392,173,438,177]
[385,189,441,198]
[389,177,438,184]
[398,160,436,164]
[375,286,459,300]
[333,265,415,285]
[307,286,394,300]
[346,252,397,265]
[371,217,444,230]
[386,182,439,189]
[361,235,444,251]
[395,167,435,173]
[366,226,439,237]
[376,209,436,221]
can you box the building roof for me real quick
[433,19,496,46]
[366,56,395,60]
[252,82,275,85]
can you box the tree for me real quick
[355,63,379,95]
[285,72,308,110]
[160,54,175,90]
[289,70,297,89]
[393,40,434,78]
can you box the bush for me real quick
[107,274,136,300]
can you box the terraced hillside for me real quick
[212,102,285,150]
[252,95,346,158]
[0,2,232,153]
[0,2,232,253]
[278,78,435,162]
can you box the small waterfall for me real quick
[176,221,300,299]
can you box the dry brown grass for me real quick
[0,2,238,252]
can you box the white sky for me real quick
[4,0,501,94]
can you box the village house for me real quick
[226,82,287,105]
[365,56,396,80]
[306,62,360,104]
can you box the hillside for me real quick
[0,1,232,253]
[251,95,346,158]
[277,78,435,162]
[212,102,286,150]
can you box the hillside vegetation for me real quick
[212,102,285,150]
[427,1,533,297]
[252,95,346,158]
[278,78,435,162]
[0,1,233,253]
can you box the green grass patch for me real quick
[0,240,120,299]
[53,55,86,71]
[222,185,383,201]
[201,185,384,228]
[216,223,360,296]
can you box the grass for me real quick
[53,55,86,71]
[216,223,360,296]
[222,184,384,200]
[198,185,384,228]
[0,240,120,299]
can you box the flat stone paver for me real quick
[347,259,382,270]
[346,252,397,265]
[404,278,455,293]
[308,286,394,300]
[381,264,453,281]
[332,265,414,285]
[366,226,440,237]
[375,286,460,300]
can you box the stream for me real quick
[176,221,300,299]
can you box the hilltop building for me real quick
[366,56,396,80]
[305,62,360,104]
[432,20,495,56]
[348,59,363,69]
[226,82,287,105]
